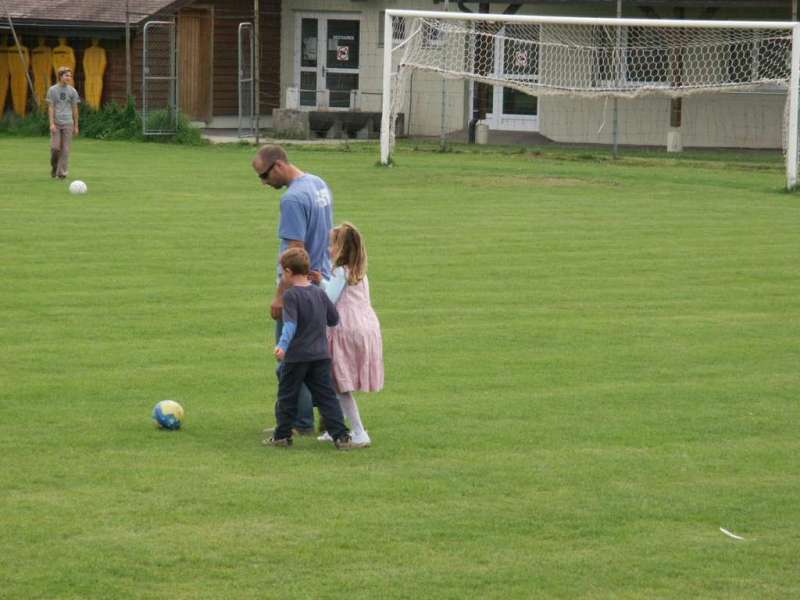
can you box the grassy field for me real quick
[1,136,799,599]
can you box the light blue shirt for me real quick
[277,321,297,352]
[321,266,347,304]
[277,174,333,280]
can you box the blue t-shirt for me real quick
[277,174,333,280]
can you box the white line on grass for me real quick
[720,527,746,540]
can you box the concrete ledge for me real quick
[272,109,311,139]
[273,109,403,140]
[204,115,273,129]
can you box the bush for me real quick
[80,99,143,141]
[143,109,205,146]
[0,97,205,146]
[0,110,49,136]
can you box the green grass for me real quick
[1,137,799,599]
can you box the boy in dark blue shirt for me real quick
[265,248,354,450]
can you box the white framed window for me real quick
[378,11,406,48]
[421,19,444,49]
[591,26,670,89]
[727,31,791,83]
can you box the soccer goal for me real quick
[379,10,800,190]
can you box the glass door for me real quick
[296,14,360,110]
[298,18,319,107]
[484,24,539,131]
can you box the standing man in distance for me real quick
[253,144,334,435]
[47,66,80,179]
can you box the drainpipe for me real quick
[126,0,132,99]
[612,0,621,158]
[468,2,491,143]
[254,0,260,144]
[440,0,449,151]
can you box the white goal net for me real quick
[379,10,800,190]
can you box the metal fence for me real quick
[142,20,178,135]
[238,22,256,138]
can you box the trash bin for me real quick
[475,121,489,145]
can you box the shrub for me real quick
[80,99,143,141]
[0,110,49,136]
[0,97,204,146]
[143,109,205,146]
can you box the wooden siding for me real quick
[5,0,280,119]
[209,0,281,117]
[179,7,214,121]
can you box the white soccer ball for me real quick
[69,180,88,195]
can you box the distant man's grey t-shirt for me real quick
[281,285,339,363]
[277,174,334,281]
[46,84,80,125]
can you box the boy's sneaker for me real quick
[262,436,292,448]
[334,434,355,450]
[350,430,371,448]
[262,426,315,437]
[317,431,334,442]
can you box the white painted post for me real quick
[787,24,800,190]
[612,0,621,159]
[380,11,394,164]
[440,0,450,151]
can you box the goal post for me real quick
[380,9,800,191]
[789,25,800,189]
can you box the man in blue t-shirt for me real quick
[252,144,334,435]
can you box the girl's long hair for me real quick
[331,222,367,285]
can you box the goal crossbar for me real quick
[384,9,797,31]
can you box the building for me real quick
[2,0,280,125]
[3,1,798,148]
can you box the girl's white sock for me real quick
[339,392,365,436]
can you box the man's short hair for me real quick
[256,144,288,169]
[280,247,309,275]
[57,66,72,78]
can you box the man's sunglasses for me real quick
[258,162,278,181]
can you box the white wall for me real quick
[278,2,791,149]
[279,1,429,109]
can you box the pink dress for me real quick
[327,271,384,393]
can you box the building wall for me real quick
[5,0,281,120]
[11,2,790,144]
[276,1,468,135]
[538,91,786,149]
[204,0,282,117]
[279,0,378,107]
[106,35,142,107]
[409,3,792,148]
[532,5,791,148]
[0,33,132,114]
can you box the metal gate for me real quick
[143,20,178,135]
[238,22,256,138]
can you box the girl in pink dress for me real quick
[319,222,384,447]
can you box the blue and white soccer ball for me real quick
[152,400,184,430]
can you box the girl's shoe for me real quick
[350,430,371,448]
[317,431,334,442]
